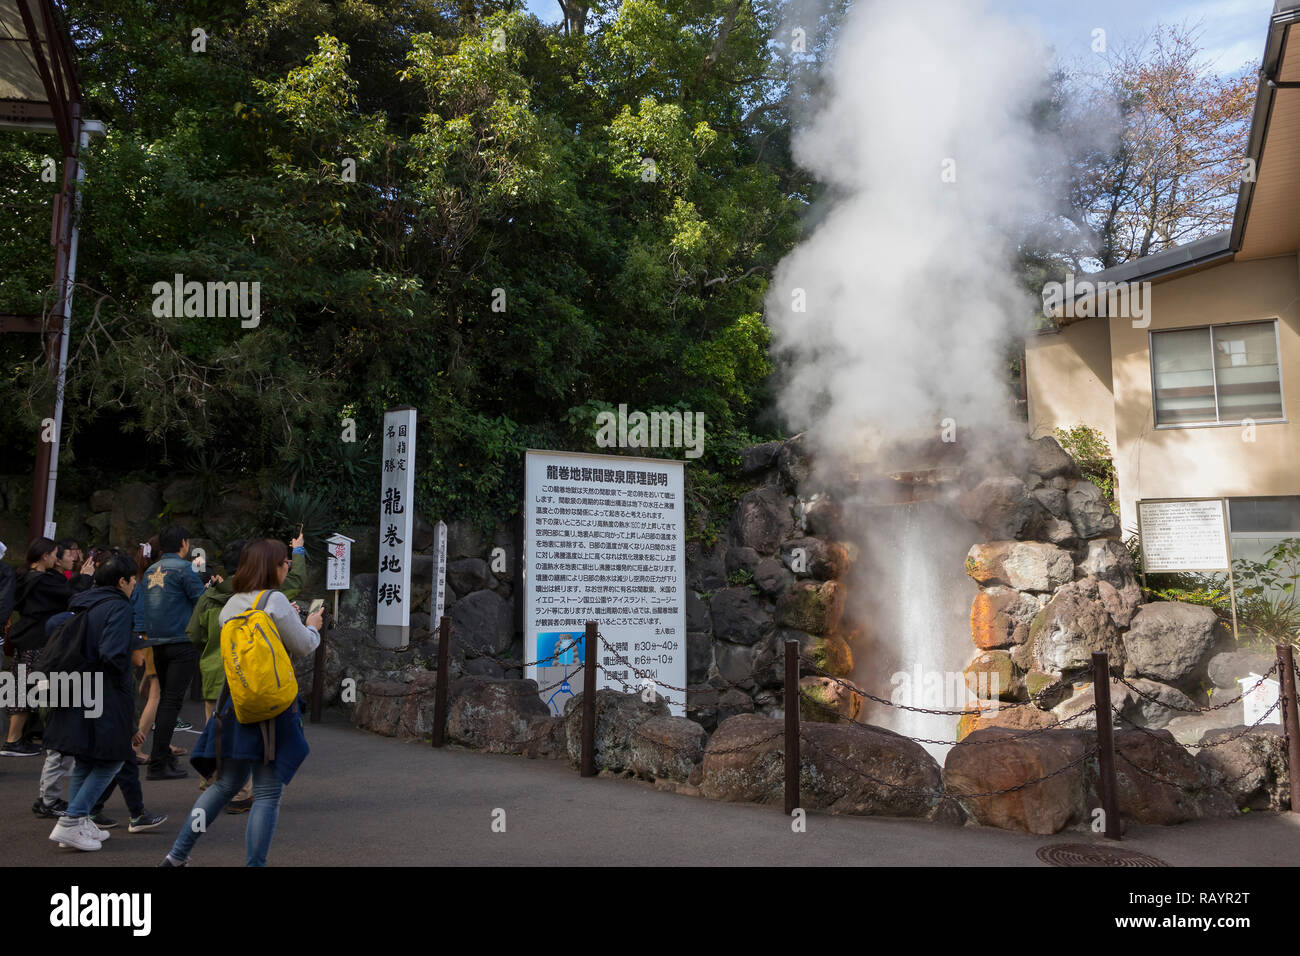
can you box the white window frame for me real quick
[1149,318,1286,429]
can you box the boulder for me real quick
[450,589,514,658]
[801,496,843,537]
[725,546,760,576]
[784,629,853,677]
[965,541,1074,593]
[777,435,812,494]
[964,650,1018,701]
[686,631,712,684]
[1065,480,1119,539]
[1109,729,1236,824]
[1076,539,1136,590]
[1049,680,1132,730]
[522,715,567,759]
[780,537,850,580]
[85,512,110,539]
[628,716,708,782]
[740,441,783,476]
[446,676,551,754]
[686,541,727,592]
[700,714,942,819]
[1121,678,1198,729]
[970,586,1041,649]
[1026,436,1081,480]
[1031,486,1067,518]
[462,656,506,678]
[685,590,711,632]
[110,482,163,546]
[687,684,755,732]
[1196,726,1290,811]
[411,512,435,552]
[727,486,794,555]
[353,679,416,738]
[1028,578,1126,674]
[944,728,1091,834]
[799,675,863,722]
[714,641,760,688]
[446,557,493,595]
[162,478,201,514]
[774,580,844,635]
[753,557,794,597]
[957,702,1060,740]
[563,689,671,771]
[957,477,1043,541]
[709,586,772,646]
[445,518,483,559]
[89,489,115,513]
[1206,650,1276,690]
[1095,577,1143,629]
[1123,602,1227,689]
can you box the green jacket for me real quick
[187,551,307,701]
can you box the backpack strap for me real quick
[253,590,271,612]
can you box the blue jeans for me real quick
[168,760,283,867]
[66,758,125,818]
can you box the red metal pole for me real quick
[784,639,800,816]
[1276,645,1300,814]
[1092,651,1122,839]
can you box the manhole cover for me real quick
[1037,843,1169,867]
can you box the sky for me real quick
[520,0,1278,76]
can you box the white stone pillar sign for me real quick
[376,407,417,648]
[524,450,687,716]
[432,520,448,626]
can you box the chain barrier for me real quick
[1113,664,1278,715]
[1111,699,1282,750]
[1110,705,1284,793]
[797,689,1100,745]
[797,656,1063,716]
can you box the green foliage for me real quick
[0,0,803,535]
[1053,425,1116,506]
[264,484,335,557]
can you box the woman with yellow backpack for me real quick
[160,538,322,867]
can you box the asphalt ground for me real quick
[3,699,1300,868]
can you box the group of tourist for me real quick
[0,525,324,866]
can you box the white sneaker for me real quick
[50,818,101,852]
[85,817,110,841]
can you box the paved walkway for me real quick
[3,702,1300,866]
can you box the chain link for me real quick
[1114,664,1278,715]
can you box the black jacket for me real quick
[7,568,92,652]
[41,587,135,763]
[0,562,15,630]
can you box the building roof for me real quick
[0,0,81,154]
[1055,0,1300,325]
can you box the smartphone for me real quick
[307,599,324,616]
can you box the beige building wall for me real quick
[1025,319,1117,451]
[1109,254,1300,533]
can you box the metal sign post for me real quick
[432,520,447,626]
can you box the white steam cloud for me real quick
[769,0,1056,455]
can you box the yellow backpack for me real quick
[220,590,298,724]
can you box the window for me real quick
[1228,496,1300,566]
[1151,320,1283,426]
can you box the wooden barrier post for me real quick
[1092,651,1121,839]
[431,616,452,747]
[581,620,598,777]
[309,594,332,723]
[784,639,800,816]
[1276,644,1300,814]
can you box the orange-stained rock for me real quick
[970,586,1041,649]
